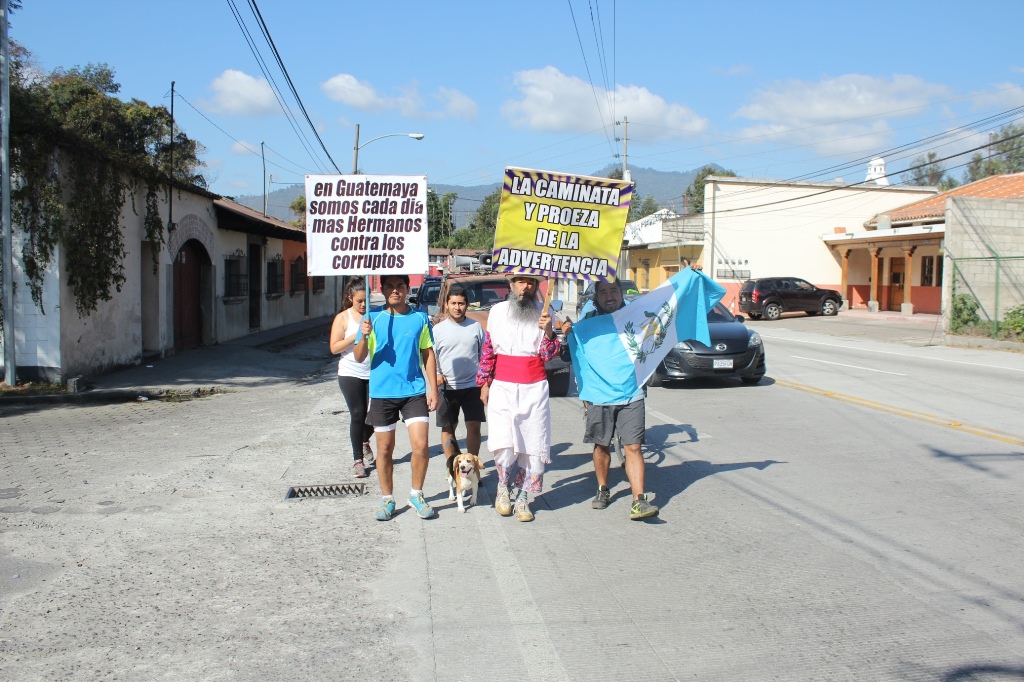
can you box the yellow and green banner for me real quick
[492,167,633,281]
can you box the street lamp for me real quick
[351,123,424,173]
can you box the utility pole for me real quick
[621,116,630,181]
[261,141,267,216]
[351,123,360,174]
[708,180,717,280]
[1,5,14,385]
[168,81,175,231]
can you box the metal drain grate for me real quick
[285,483,366,500]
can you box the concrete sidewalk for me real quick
[0,316,336,406]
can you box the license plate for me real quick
[713,358,734,369]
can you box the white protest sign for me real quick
[304,174,429,276]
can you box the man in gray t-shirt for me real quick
[433,284,487,460]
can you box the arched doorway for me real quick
[173,239,211,351]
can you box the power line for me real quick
[703,129,1024,218]
[566,0,616,157]
[246,0,341,173]
[225,0,328,173]
[174,91,313,176]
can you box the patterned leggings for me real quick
[492,447,544,494]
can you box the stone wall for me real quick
[944,197,1024,330]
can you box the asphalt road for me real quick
[2,315,1023,681]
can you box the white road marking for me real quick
[759,333,1024,373]
[790,355,908,376]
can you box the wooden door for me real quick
[248,243,262,330]
[888,257,905,310]
[173,241,203,351]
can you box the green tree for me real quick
[683,165,736,214]
[427,189,458,246]
[902,151,959,190]
[8,52,207,318]
[964,123,1024,184]
[289,195,306,227]
[469,187,501,232]
[628,194,661,222]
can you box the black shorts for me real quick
[583,399,645,447]
[367,394,429,431]
[436,386,486,428]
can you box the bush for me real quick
[1003,303,1024,336]
[951,294,981,331]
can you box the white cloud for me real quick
[321,74,477,121]
[734,74,950,154]
[206,70,278,116]
[501,66,706,139]
[1013,66,1024,74]
[437,86,478,121]
[970,81,1024,110]
[321,73,389,111]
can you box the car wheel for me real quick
[747,312,761,320]
[822,298,839,316]
[548,368,571,397]
[763,302,782,321]
[741,375,764,385]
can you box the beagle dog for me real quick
[447,453,484,513]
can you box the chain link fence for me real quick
[950,255,1024,339]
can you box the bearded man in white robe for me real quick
[476,274,561,522]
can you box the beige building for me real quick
[2,183,342,383]
[825,172,1024,316]
[624,170,936,310]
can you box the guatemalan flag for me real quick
[568,268,726,404]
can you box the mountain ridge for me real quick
[233,164,719,226]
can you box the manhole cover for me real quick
[285,483,366,500]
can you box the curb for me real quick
[0,388,166,407]
[943,334,1024,353]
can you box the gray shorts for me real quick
[583,399,645,447]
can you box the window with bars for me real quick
[921,256,943,287]
[290,257,307,294]
[224,255,248,298]
[311,276,325,293]
[266,258,285,298]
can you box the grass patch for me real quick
[0,381,68,397]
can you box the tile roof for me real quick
[867,172,1024,226]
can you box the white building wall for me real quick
[703,178,936,286]
[1,227,62,382]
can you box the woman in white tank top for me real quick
[330,277,373,477]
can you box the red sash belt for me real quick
[494,354,546,384]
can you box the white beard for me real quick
[510,295,541,324]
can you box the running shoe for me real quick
[408,492,436,519]
[495,486,513,516]
[352,459,367,478]
[514,497,534,522]
[629,494,659,521]
[591,486,611,509]
[362,442,375,466]
[375,497,396,521]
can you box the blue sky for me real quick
[12,0,1024,204]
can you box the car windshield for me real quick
[619,280,639,296]
[707,303,736,323]
[419,282,441,305]
[462,281,510,309]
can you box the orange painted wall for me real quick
[283,241,307,292]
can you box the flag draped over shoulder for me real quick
[568,269,726,404]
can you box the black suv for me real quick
[739,277,841,320]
